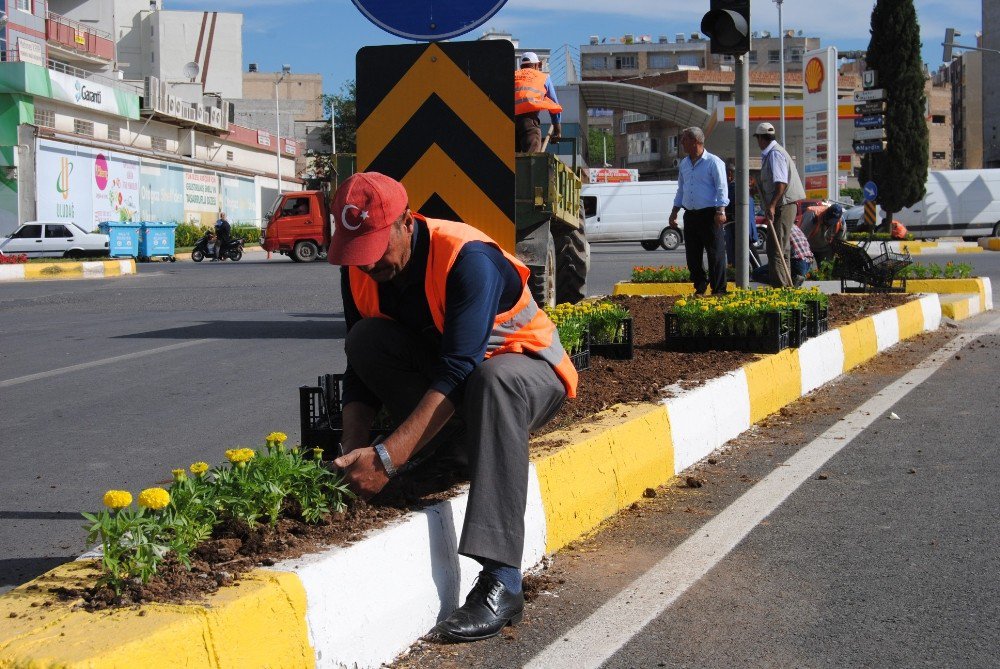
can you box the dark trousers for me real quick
[683,207,727,295]
[345,318,566,568]
[515,114,542,152]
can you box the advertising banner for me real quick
[802,47,838,201]
[587,168,638,183]
[47,70,140,119]
[92,151,140,224]
[183,172,221,226]
[139,159,186,223]
[220,176,257,226]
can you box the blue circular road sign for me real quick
[863,181,878,202]
[351,0,511,41]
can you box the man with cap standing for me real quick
[754,122,806,286]
[798,201,846,264]
[328,172,577,642]
[667,126,730,296]
[514,52,562,152]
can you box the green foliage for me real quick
[82,501,176,594]
[631,265,691,282]
[670,288,828,337]
[897,261,974,279]
[861,0,929,216]
[840,187,863,205]
[807,259,837,280]
[846,231,914,241]
[232,225,262,245]
[546,300,631,353]
[175,223,209,247]
[587,128,615,166]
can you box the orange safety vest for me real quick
[514,68,563,116]
[803,204,842,239]
[890,219,908,239]
[348,216,578,398]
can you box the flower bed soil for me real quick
[51,292,913,610]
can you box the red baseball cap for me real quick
[327,172,408,266]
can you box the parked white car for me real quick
[0,222,109,258]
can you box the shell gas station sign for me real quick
[802,47,839,201]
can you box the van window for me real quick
[583,196,597,218]
[12,225,42,239]
[282,198,310,216]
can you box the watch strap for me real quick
[373,443,397,478]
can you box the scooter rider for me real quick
[214,212,231,261]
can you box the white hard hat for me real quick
[754,122,776,136]
[521,51,540,64]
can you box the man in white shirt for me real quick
[754,122,805,287]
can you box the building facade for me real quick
[926,71,953,170]
[944,48,983,169]
[983,1,1000,167]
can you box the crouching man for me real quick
[328,172,577,642]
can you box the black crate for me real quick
[664,311,790,354]
[590,317,634,360]
[805,299,829,338]
[299,374,390,458]
[788,309,809,349]
[569,331,591,371]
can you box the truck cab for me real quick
[261,190,331,262]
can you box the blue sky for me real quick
[170,0,981,100]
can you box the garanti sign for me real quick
[48,70,140,119]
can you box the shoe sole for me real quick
[435,611,524,643]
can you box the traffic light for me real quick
[943,28,958,62]
[701,0,751,56]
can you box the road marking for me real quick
[0,339,217,389]
[525,314,1000,669]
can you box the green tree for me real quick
[861,0,928,221]
[588,127,615,166]
[312,80,357,180]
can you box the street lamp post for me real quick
[774,0,786,144]
[275,65,290,192]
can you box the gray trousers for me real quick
[766,202,796,287]
[345,318,566,567]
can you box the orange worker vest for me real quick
[890,219,908,239]
[514,68,563,116]
[803,204,841,239]
[348,216,578,398]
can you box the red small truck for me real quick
[260,190,331,262]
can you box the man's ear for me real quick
[402,210,415,233]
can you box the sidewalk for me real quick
[1,292,976,668]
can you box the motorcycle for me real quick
[191,234,244,262]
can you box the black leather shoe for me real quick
[434,574,524,642]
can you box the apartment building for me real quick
[983,0,1000,167]
[0,0,296,234]
[943,47,983,169]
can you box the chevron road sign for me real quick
[357,41,515,250]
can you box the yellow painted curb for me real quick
[899,241,939,252]
[939,294,978,321]
[743,348,802,424]
[902,278,988,311]
[23,263,84,280]
[955,246,984,253]
[0,560,314,669]
[979,237,1000,251]
[613,282,737,296]
[532,403,672,554]
[838,316,878,372]
[895,298,926,340]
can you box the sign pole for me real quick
[736,53,750,289]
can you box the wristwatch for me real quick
[373,443,397,478]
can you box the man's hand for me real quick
[714,211,726,227]
[668,213,679,229]
[333,447,389,500]
[551,123,562,141]
[765,206,776,223]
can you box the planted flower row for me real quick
[668,287,828,341]
[83,432,352,593]
[545,299,631,355]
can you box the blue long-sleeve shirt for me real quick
[673,149,729,211]
[341,218,523,406]
[543,77,561,125]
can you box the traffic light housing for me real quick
[701,0,751,55]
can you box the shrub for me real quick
[175,223,210,247]
[897,262,973,280]
[232,225,261,245]
[631,265,691,283]
[0,252,28,264]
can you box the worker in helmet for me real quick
[514,52,562,152]
[798,201,846,264]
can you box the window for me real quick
[648,53,672,69]
[768,50,780,63]
[932,115,946,124]
[615,54,637,69]
[282,197,310,216]
[583,196,597,218]
[677,53,701,67]
[789,48,804,63]
[16,0,31,12]
[226,150,234,161]
[584,55,608,70]
[74,119,94,137]
[748,51,758,64]
[932,151,946,159]
[45,225,72,238]
[34,109,54,128]
[12,224,42,239]
[107,127,120,142]
[151,136,167,151]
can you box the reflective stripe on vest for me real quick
[348,216,578,398]
[514,68,563,116]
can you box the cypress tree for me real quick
[861,0,928,222]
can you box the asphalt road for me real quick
[1,240,998,647]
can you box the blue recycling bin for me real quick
[97,222,141,258]
[138,222,177,261]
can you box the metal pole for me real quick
[736,53,750,289]
[603,133,607,166]
[275,79,282,193]
[776,0,786,144]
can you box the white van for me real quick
[582,181,682,250]
[894,169,1000,239]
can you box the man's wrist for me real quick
[373,443,397,478]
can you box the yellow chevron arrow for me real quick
[358,43,513,171]
[402,143,514,252]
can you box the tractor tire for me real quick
[527,235,556,309]
[555,224,590,305]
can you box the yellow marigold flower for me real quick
[716,306,724,312]
[190,461,210,476]
[171,468,186,482]
[700,305,709,312]
[266,431,288,444]
[225,448,256,464]
[137,487,170,510]
[312,448,324,461]
[676,299,687,307]
[103,490,132,510]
